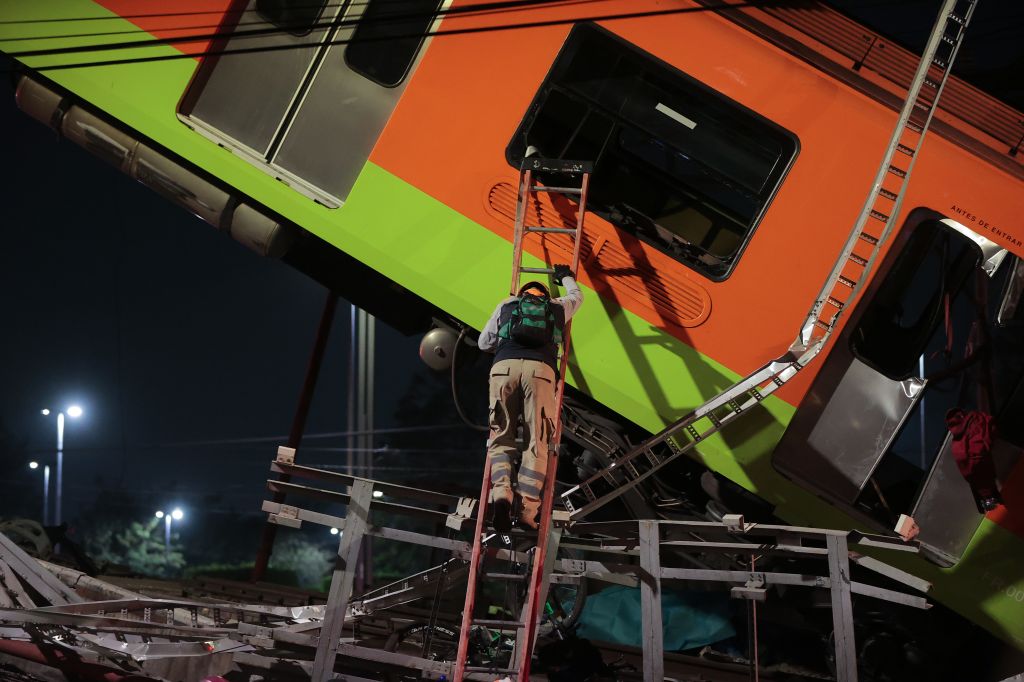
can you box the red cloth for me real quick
[945,408,999,501]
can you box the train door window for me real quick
[345,0,443,87]
[506,23,799,281]
[850,220,981,380]
[256,0,329,36]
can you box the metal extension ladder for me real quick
[453,156,592,681]
[559,0,979,520]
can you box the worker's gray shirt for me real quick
[477,277,584,356]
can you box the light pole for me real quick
[155,508,184,554]
[28,461,50,525]
[42,405,83,527]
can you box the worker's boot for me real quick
[519,496,541,530]
[491,491,514,533]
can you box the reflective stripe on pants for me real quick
[486,358,557,504]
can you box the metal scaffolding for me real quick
[0,452,941,681]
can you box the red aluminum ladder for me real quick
[453,156,592,681]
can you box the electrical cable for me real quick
[2,2,781,73]
[0,0,603,43]
[2,0,592,59]
[154,423,474,447]
[452,327,489,432]
[0,0,554,25]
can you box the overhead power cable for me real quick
[2,2,785,73]
[0,0,437,24]
[0,6,266,24]
[154,423,476,448]
[0,0,602,44]
[3,0,584,57]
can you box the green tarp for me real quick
[575,585,736,651]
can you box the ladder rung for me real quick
[932,57,947,69]
[859,231,880,245]
[887,165,908,179]
[896,144,916,156]
[905,121,923,134]
[473,618,523,628]
[466,666,519,674]
[837,275,857,288]
[521,158,593,174]
[868,209,889,223]
[913,101,931,112]
[686,423,702,443]
[877,188,899,201]
[848,253,869,266]
[923,78,940,89]
[813,319,830,331]
[826,296,845,310]
[483,573,527,581]
[530,186,582,195]
[940,34,956,46]
[525,226,577,235]
[520,266,556,275]
[947,13,966,25]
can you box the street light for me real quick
[28,461,50,525]
[41,405,84,527]
[155,508,184,554]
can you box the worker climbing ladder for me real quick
[453,156,592,681]
[558,0,981,521]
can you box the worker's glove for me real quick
[553,264,574,285]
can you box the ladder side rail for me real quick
[560,357,791,514]
[868,0,977,264]
[562,357,793,519]
[509,169,533,295]
[453,462,494,682]
[796,0,967,348]
[515,170,590,677]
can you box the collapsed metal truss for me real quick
[1,450,938,682]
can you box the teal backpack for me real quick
[498,293,562,348]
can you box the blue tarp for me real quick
[574,585,736,651]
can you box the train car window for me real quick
[256,0,328,36]
[851,220,981,380]
[506,23,799,280]
[345,0,442,87]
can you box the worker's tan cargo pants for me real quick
[486,359,557,519]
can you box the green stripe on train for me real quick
[3,0,1023,651]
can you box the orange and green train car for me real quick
[2,0,1023,657]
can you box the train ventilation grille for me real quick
[487,182,710,328]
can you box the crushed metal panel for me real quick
[911,433,985,565]
[0,533,82,605]
[775,356,925,504]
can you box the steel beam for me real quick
[827,533,857,682]
[639,520,664,682]
[312,479,373,681]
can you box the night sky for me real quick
[0,73,444,538]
